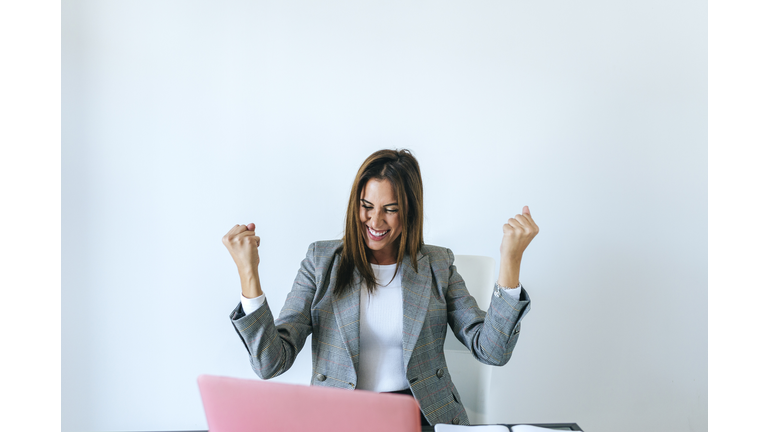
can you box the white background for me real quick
[14,0,767,431]
[59,1,707,431]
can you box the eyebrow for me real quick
[360,199,398,207]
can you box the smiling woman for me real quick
[221,149,538,426]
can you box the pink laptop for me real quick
[198,374,422,432]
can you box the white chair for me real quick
[444,254,495,425]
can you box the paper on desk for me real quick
[511,426,566,432]
[434,425,565,432]
[434,425,509,432]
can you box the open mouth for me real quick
[366,225,390,241]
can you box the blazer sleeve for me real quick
[229,243,318,379]
[444,248,531,366]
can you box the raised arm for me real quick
[223,225,317,379]
[445,206,538,365]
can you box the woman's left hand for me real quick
[500,206,539,262]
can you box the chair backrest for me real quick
[444,254,495,425]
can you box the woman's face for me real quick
[359,178,403,262]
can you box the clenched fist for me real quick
[222,223,263,298]
[500,206,539,262]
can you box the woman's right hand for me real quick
[222,223,261,275]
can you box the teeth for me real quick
[368,226,389,236]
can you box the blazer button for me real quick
[436,368,444,378]
[452,418,460,424]
[315,373,326,382]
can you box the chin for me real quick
[365,241,387,251]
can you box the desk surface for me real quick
[139,424,582,432]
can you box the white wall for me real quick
[62,1,707,431]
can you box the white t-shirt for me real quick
[357,263,408,391]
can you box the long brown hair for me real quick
[334,149,425,295]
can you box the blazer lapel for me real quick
[332,268,362,375]
[401,250,432,368]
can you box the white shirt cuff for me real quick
[241,293,266,315]
[503,286,521,301]
[498,284,522,301]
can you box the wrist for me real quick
[498,259,520,289]
[239,269,263,298]
[496,280,521,289]
[500,252,522,264]
[238,266,259,278]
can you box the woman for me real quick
[222,149,538,426]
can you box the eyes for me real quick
[361,204,398,214]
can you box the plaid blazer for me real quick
[230,240,531,426]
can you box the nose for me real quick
[369,208,386,229]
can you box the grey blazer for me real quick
[230,240,531,426]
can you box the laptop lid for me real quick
[198,374,422,432]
